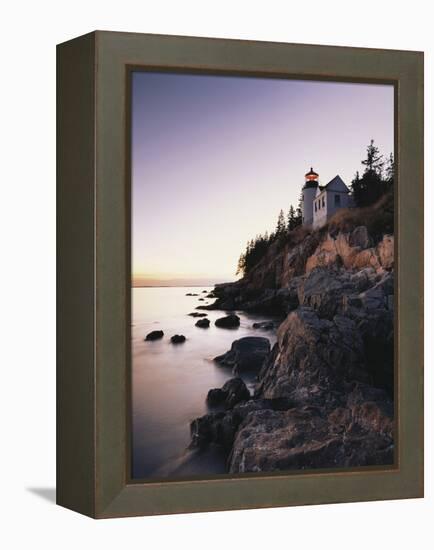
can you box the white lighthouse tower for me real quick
[302,167,319,226]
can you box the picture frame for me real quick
[57,30,423,518]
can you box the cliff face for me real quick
[191,225,395,474]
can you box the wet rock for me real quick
[206,378,250,409]
[195,318,210,328]
[145,330,164,341]
[206,388,226,407]
[170,334,186,344]
[252,321,275,330]
[214,336,270,375]
[215,314,240,328]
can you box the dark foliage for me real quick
[351,140,394,207]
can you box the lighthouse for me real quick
[302,167,319,226]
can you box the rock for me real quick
[206,378,250,409]
[377,234,394,269]
[252,321,275,330]
[215,314,240,328]
[190,411,240,451]
[170,334,186,344]
[195,318,210,328]
[297,267,354,319]
[145,330,164,341]
[214,336,271,375]
[186,293,199,296]
[202,290,208,293]
[255,307,369,403]
[228,404,393,473]
[188,312,208,317]
[206,388,226,407]
[350,226,371,249]
[198,298,205,301]
[221,378,251,408]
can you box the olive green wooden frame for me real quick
[57,31,423,519]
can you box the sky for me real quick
[131,71,394,286]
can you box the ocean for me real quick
[131,286,277,479]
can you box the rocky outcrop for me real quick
[214,337,271,375]
[189,223,394,474]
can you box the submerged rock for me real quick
[214,314,240,328]
[195,318,210,328]
[252,321,275,330]
[170,334,186,344]
[145,330,164,341]
[188,312,208,317]
[214,336,270,375]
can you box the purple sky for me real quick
[132,72,394,286]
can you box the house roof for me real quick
[323,175,350,193]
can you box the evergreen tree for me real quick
[276,209,286,236]
[287,205,296,231]
[295,193,303,226]
[351,140,391,207]
[385,152,394,186]
[361,139,385,175]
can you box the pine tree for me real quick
[287,205,296,231]
[361,139,385,176]
[385,152,394,186]
[276,209,286,236]
[351,141,391,207]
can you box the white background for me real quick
[1,1,432,548]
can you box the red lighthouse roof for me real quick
[305,167,319,179]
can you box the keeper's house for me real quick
[301,168,353,229]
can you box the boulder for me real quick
[186,293,199,296]
[206,388,226,407]
[206,378,250,409]
[214,336,271,375]
[195,318,210,328]
[170,334,186,344]
[215,314,240,328]
[145,330,164,341]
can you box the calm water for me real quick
[132,286,277,479]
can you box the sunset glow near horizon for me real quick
[132,72,394,286]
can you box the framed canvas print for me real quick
[57,31,424,518]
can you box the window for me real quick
[315,202,317,212]
[322,196,325,207]
[334,194,341,206]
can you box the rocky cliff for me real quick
[191,223,395,473]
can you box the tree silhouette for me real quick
[351,140,392,207]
